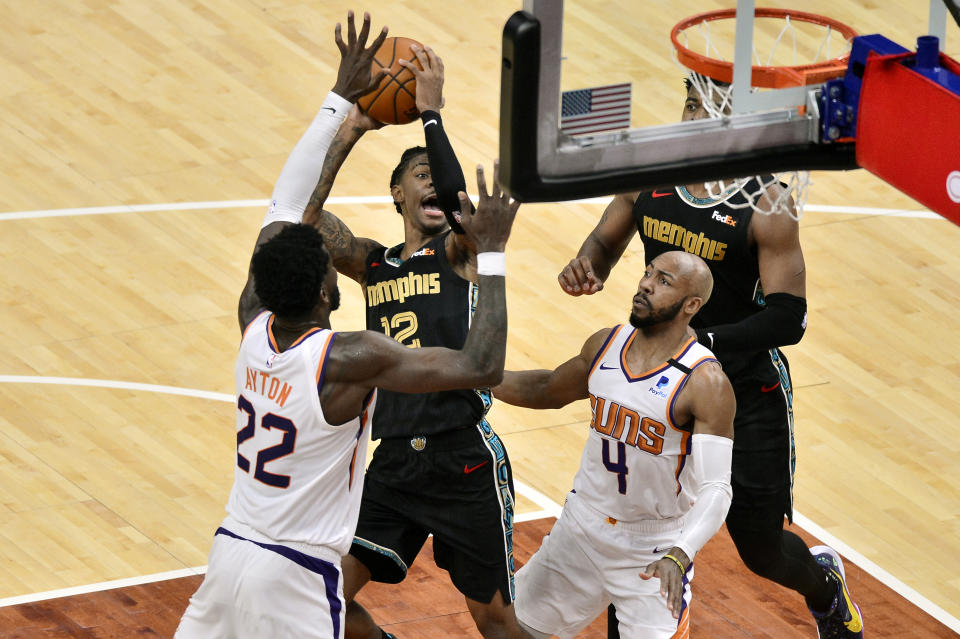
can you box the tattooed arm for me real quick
[302,107,385,285]
[318,165,520,426]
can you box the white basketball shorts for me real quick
[176,525,345,639]
[515,492,693,639]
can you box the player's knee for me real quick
[728,526,783,579]
[466,591,518,639]
[342,554,372,602]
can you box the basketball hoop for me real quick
[671,8,858,219]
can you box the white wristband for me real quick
[476,252,506,276]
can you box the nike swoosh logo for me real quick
[653,546,666,553]
[598,364,618,370]
[651,190,673,198]
[760,382,781,393]
[423,119,438,127]
[321,106,336,113]
[464,461,490,474]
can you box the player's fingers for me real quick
[569,258,592,288]
[334,23,347,55]
[410,44,430,69]
[424,45,442,71]
[557,265,583,295]
[668,583,682,618]
[453,191,470,228]
[475,164,489,200]
[346,10,357,45]
[367,25,388,55]
[490,160,502,199]
[357,11,371,46]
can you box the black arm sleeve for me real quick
[421,110,471,234]
[694,292,807,354]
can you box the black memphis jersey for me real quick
[633,181,774,380]
[364,232,486,439]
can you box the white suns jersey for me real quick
[226,311,375,555]
[573,325,718,522]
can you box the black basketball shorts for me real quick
[350,420,516,604]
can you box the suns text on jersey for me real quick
[641,215,727,261]
[244,367,292,407]
[589,393,666,455]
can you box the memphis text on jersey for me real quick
[642,215,727,261]
[366,272,441,306]
[244,368,292,407]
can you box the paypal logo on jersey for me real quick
[648,375,670,398]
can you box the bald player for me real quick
[494,251,735,639]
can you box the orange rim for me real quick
[671,8,858,89]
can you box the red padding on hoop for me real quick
[856,51,960,225]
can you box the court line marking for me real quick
[1,378,958,630]
[0,508,560,608]
[0,199,942,221]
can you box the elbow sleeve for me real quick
[263,92,351,228]
[421,110,470,233]
[674,434,733,560]
[695,292,807,354]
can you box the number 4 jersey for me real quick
[227,311,376,555]
[575,325,719,522]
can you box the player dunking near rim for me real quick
[175,11,520,639]
[494,251,736,639]
[299,22,531,639]
[558,75,863,639]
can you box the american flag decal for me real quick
[560,83,632,136]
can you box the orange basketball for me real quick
[357,37,423,125]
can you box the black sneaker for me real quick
[809,545,864,638]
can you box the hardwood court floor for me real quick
[0,517,953,638]
[2,0,960,637]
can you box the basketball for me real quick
[357,37,424,125]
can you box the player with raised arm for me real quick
[495,251,734,639]
[557,76,863,639]
[174,13,520,639]
[299,36,529,639]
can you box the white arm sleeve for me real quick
[674,433,733,561]
[261,91,352,228]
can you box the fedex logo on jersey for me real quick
[711,210,737,227]
[648,375,670,398]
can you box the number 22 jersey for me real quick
[574,325,718,522]
[227,311,376,555]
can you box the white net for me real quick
[674,14,855,220]
[685,72,807,221]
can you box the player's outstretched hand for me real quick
[457,161,519,254]
[639,552,689,619]
[558,256,604,296]
[332,11,389,103]
[399,44,444,113]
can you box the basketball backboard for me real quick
[499,0,958,207]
